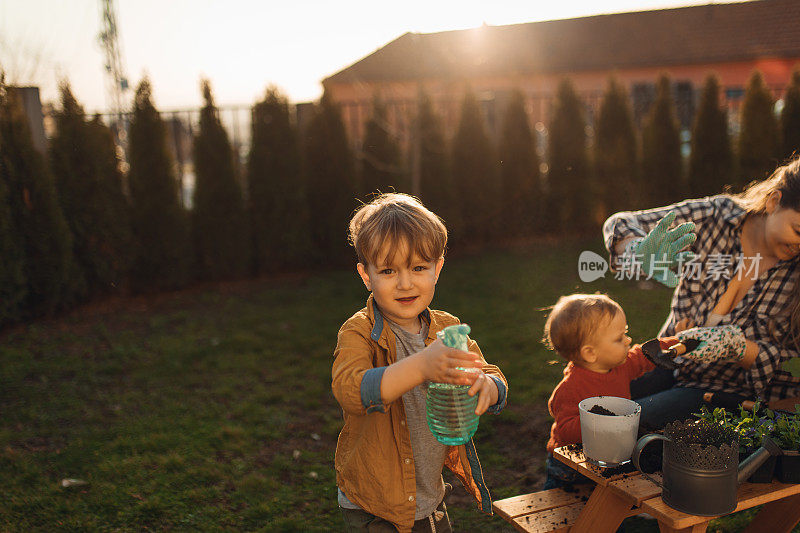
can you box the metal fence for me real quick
[41,82,787,206]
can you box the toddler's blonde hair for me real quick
[543,293,622,361]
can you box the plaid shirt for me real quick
[603,195,800,402]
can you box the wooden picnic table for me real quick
[493,445,800,533]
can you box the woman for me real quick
[603,155,800,428]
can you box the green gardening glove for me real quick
[676,325,747,363]
[625,211,697,288]
[782,357,800,377]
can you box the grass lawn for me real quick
[0,237,792,532]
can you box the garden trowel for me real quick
[641,338,702,370]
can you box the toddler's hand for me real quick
[419,339,483,385]
[676,325,746,362]
[467,371,499,415]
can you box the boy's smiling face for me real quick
[357,239,444,334]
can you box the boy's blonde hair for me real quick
[348,193,447,266]
[543,294,622,361]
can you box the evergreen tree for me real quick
[303,89,356,264]
[642,74,683,205]
[688,75,733,197]
[595,77,637,216]
[0,84,81,316]
[192,79,248,280]
[738,70,780,186]
[415,90,460,236]
[0,90,27,325]
[88,115,134,287]
[547,79,592,231]
[781,67,800,160]
[50,82,132,296]
[451,88,499,242]
[248,86,306,274]
[360,96,405,198]
[128,78,190,291]
[499,89,540,236]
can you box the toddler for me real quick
[542,293,677,489]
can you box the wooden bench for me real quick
[492,486,594,533]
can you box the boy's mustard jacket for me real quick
[332,295,508,532]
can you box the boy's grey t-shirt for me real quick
[338,319,447,520]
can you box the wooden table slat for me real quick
[492,486,592,520]
[511,501,586,533]
[742,493,800,533]
[641,482,800,530]
[552,446,638,486]
[608,473,662,505]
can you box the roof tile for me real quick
[325,0,800,84]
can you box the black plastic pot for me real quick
[777,450,800,484]
[739,450,777,483]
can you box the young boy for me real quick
[332,193,508,532]
[542,293,677,489]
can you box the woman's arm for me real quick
[739,340,759,369]
[603,196,718,268]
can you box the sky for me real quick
[0,0,745,114]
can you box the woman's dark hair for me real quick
[736,155,800,214]
[734,154,800,349]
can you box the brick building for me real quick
[322,0,800,151]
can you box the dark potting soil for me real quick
[588,405,617,416]
[600,462,638,478]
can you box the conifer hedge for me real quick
[642,74,683,205]
[0,84,27,325]
[10,69,800,325]
[50,82,132,296]
[192,80,248,280]
[248,87,306,274]
[499,89,540,235]
[451,88,499,242]
[0,84,81,316]
[781,67,800,161]
[415,90,459,236]
[688,75,733,197]
[547,79,591,231]
[304,90,355,264]
[360,97,405,198]
[128,78,190,291]
[595,77,638,216]
[738,71,780,186]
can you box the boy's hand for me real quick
[419,339,483,385]
[467,371,499,415]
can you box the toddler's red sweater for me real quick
[546,338,678,452]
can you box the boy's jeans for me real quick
[340,493,451,532]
